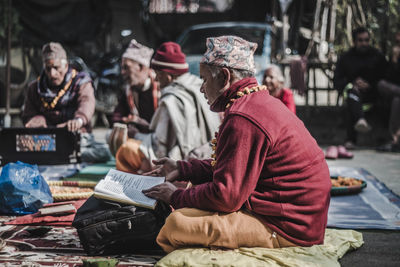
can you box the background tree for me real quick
[334,0,400,56]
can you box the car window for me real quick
[179,26,267,55]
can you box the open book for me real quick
[94,169,165,209]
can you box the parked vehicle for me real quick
[176,22,273,82]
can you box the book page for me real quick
[95,169,165,208]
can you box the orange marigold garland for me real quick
[225,85,266,109]
[41,69,77,110]
[210,132,218,167]
[210,85,267,167]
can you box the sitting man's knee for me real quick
[378,80,395,96]
[164,208,191,227]
[162,208,204,234]
[165,210,181,226]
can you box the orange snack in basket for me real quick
[331,176,363,187]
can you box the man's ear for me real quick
[167,73,174,83]
[220,67,231,89]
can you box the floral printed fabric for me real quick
[156,229,364,267]
[0,220,161,266]
[200,35,257,73]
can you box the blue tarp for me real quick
[328,166,400,230]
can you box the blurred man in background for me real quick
[334,27,387,149]
[108,39,159,156]
[22,42,110,162]
[115,41,220,174]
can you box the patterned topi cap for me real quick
[122,39,154,68]
[200,35,257,73]
[42,42,67,61]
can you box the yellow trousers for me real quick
[157,208,297,253]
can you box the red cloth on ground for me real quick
[5,200,86,226]
[173,77,331,247]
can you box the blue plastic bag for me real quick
[0,161,53,215]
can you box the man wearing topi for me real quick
[144,35,331,252]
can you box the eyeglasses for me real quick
[356,38,370,42]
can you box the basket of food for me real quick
[330,176,367,196]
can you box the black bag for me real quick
[72,196,171,255]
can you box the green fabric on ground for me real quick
[64,160,116,182]
[155,229,363,267]
[82,258,119,267]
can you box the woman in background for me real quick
[262,65,296,114]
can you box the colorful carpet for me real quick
[0,216,161,266]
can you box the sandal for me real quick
[337,145,354,159]
[325,146,338,159]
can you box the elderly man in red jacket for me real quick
[143,35,331,252]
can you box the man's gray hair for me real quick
[206,64,254,80]
[42,58,68,68]
[265,64,284,83]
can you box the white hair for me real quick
[43,58,68,68]
[61,59,68,67]
[265,64,284,83]
[204,64,254,80]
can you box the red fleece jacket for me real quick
[171,77,331,247]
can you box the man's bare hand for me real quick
[143,157,180,182]
[142,182,177,204]
[57,118,83,132]
[353,77,370,92]
[25,116,47,128]
[56,122,67,128]
[67,118,83,132]
[122,114,137,123]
